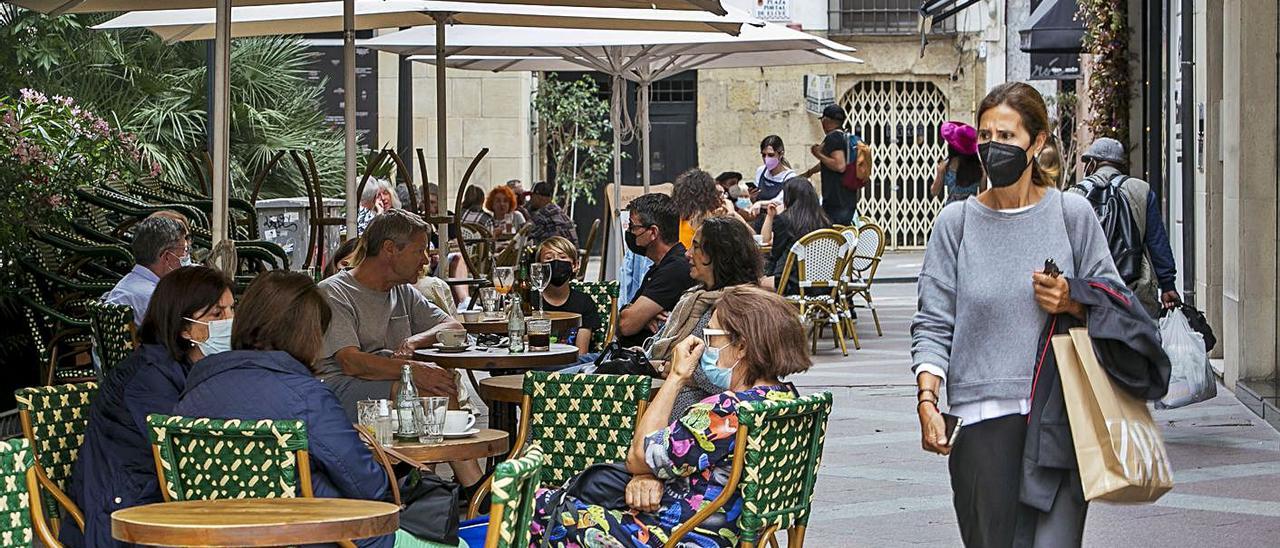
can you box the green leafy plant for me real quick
[0,7,347,200]
[1079,0,1130,145]
[0,89,149,251]
[533,74,614,206]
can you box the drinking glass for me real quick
[530,262,551,317]
[479,287,500,320]
[493,266,516,312]
[526,318,552,352]
[417,396,448,444]
[357,399,394,446]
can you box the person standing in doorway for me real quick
[802,104,854,225]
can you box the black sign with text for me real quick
[302,31,379,154]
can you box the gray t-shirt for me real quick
[910,189,1121,406]
[316,269,451,379]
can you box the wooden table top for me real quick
[111,498,399,547]
[478,374,665,404]
[415,343,580,370]
[457,310,581,334]
[388,428,509,464]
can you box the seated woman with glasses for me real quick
[530,286,810,547]
[65,266,235,547]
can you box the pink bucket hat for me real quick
[940,121,978,155]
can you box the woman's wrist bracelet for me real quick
[917,388,938,402]
[916,399,938,412]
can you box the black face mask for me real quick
[548,259,574,286]
[979,141,1032,188]
[625,229,648,256]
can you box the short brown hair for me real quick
[232,271,332,369]
[712,285,811,383]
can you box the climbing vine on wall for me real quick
[1079,0,1130,145]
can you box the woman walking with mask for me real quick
[911,82,1121,546]
[749,135,797,224]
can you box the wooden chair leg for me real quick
[846,313,861,350]
[788,526,807,548]
[867,295,883,336]
[832,315,848,357]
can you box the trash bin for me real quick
[254,197,346,270]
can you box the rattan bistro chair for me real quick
[569,280,619,353]
[666,392,833,548]
[844,222,887,338]
[776,229,856,354]
[0,437,64,547]
[85,300,137,375]
[13,383,95,537]
[483,445,544,548]
[467,372,650,518]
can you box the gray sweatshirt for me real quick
[910,189,1121,406]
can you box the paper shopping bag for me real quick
[1054,328,1174,502]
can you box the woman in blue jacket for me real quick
[64,266,235,547]
[173,270,394,548]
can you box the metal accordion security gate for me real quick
[840,80,949,249]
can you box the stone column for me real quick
[1219,0,1278,387]
[1193,0,1224,359]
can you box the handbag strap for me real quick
[356,425,404,506]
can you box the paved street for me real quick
[794,252,1280,546]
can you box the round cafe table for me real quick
[414,342,580,372]
[385,429,509,465]
[111,498,399,547]
[456,310,581,334]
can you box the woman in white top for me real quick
[749,135,796,230]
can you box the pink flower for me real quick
[19,88,47,104]
[149,162,163,177]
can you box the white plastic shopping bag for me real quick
[1156,308,1217,409]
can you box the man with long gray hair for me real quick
[104,214,191,325]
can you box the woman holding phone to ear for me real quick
[910,82,1122,546]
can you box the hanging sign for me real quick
[804,74,836,115]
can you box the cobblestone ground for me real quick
[482,251,1280,546]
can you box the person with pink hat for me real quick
[931,120,985,204]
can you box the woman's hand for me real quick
[1032,271,1085,319]
[766,203,779,218]
[625,474,663,513]
[918,401,951,455]
[668,336,704,383]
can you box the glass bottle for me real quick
[394,364,419,440]
[508,294,526,353]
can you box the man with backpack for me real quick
[802,104,858,224]
[1070,137,1180,316]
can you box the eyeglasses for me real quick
[627,224,654,235]
[703,327,730,343]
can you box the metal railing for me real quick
[828,0,955,36]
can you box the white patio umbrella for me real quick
[96,0,751,274]
[363,20,860,274]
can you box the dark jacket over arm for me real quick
[1144,190,1178,292]
[1020,277,1171,513]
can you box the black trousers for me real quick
[948,414,1088,548]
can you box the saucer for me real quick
[432,343,470,353]
[442,428,480,439]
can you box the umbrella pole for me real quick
[211,0,230,256]
[640,80,651,193]
[434,14,449,278]
[606,75,623,281]
[343,0,357,238]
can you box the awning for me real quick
[918,0,981,26]
[1019,0,1084,54]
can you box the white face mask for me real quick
[185,317,233,356]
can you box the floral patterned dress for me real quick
[529,384,797,548]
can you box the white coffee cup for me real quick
[444,410,476,434]
[438,329,469,348]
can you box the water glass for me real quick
[418,396,448,444]
[479,287,500,319]
[527,318,552,352]
[357,399,394,446]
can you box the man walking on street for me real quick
[1072,137,1180,316]
[803,104,855,225]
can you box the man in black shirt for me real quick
[616,193,696,348]
[803,104,855,224]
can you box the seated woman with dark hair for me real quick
[645,214,763,419]
[324,236,363,279]
[173,271,394,548]
[65,266,235,547]
[530,286,811,547]
[761,177,831,295]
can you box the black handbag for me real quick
[398,468,461,545]
[592,342,660,377]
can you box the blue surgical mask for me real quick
[699,339,738,390]
[168,249,192,267]
[186,317,233,357]
[735,197,752,210]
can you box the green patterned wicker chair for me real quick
[467,372,649,518]
[666,391,833,548]
[86,300,137,375]
[0,437,60,547]
[569,280,619,353]
[145,414,314,501]
[484,444,544,548]
[14,383,96,536]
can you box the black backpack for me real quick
[1074,174,1143,283]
